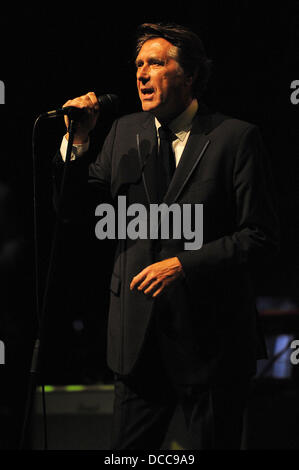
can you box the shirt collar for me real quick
[155,99,198,142]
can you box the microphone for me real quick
[40,93,119,120]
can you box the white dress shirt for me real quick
[154,98,198,167]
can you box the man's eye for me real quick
[135,59,164,68]
[151,60,163,66]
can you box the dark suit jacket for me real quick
[54,105,279,384]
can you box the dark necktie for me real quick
[157,126,176,201]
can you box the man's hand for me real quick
[130,257,184,298]
[63,91,99,144]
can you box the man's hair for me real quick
[135,22,212,98]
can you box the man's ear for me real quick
[185,68,198,89]
[185,75,193,87]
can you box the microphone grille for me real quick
[98,94,119,114]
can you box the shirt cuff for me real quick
[60,135,90,161]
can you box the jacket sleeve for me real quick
[52,120,118,221]
[177,125,280,277]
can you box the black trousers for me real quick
[110,322,251,450]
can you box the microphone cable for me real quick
[19,114,48,450]
[32,115,48,450]
[21,95,119,449]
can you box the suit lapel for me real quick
[136,107,213,206]
[136,114,159,205]
[164,110,211,205]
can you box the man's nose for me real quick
[137,65,150,84]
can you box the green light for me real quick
[38,385,55,393]
[37,384,115,393]
[64,385,86,392]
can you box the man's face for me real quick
[136,37,193,123]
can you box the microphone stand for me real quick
[19,117,78,450]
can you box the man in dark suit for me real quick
[54,23,279,449]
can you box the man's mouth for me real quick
[140,87,155,99]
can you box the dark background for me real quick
[0,1,299,448]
